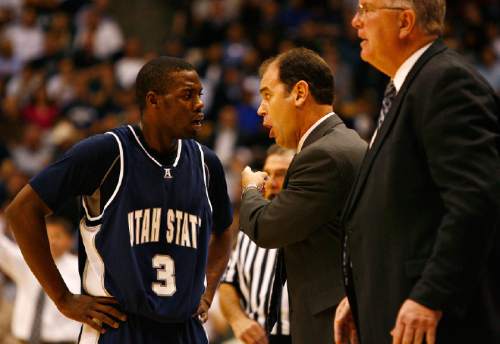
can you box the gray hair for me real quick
[392,0,446,36]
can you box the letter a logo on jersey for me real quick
[164,168,173,179]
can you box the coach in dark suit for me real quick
[335,1,500,344]
[239,48,366,344]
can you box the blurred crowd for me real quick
[0,0,499,343]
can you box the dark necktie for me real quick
[29,288,46,344]
[265,248,286,334]
[370,81,397,148]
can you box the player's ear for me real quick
[146,91,159,108]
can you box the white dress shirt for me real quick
[297,112,335,152]
[0,222,81,342]
[369,42,433,147]
[393,42,433,92]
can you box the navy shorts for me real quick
[79,314,207,344]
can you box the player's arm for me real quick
[195,146,234,321]
[240,148,346,248]
[5,185,125,333]
[5,134,127,333]
[219,283,269,344]
[196,227,233,322]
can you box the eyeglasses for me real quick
[356,3,409,17]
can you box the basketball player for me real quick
[5,57,233,344]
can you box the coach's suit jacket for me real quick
[342,39,500,343]
[240,114,367,344]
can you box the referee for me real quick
[220,145,294,344]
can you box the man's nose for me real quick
[257,101,268,117]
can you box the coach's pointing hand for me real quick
[57,291,126,334]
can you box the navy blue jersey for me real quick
[30,125,232,343]
[80,125,213,320]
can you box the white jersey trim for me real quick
[128,125,182,168]
[82,131,124,221]
[79,323,100,344]
[196,142,213,213]
[80,220,111,297]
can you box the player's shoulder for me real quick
[69,130,120,159]
[188,140,223,170]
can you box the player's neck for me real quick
[139,122,178,155]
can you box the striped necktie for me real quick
[369,81,397,148]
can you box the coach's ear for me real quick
[399,8,416,39]
[146,91,159,108]
[293,80,309,107]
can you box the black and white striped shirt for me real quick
[222,232,290,335]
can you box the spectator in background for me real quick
[212,105,240,167]
[22,83,60,129]
[0,36,21,78]
[3,5,44,63]
[46,58,78,108]
[475,45,500,94]
[61,76,99,130]
[0,216,80,344]
[115,37,145,90]
[198,42,224,118]
[73,5,123,61]
[10,124,53,177]
[47,11,72,54]
[5,62,43,107]
[0,159,28,209]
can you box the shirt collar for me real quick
[393,42,433,92]
[297,112,335,152]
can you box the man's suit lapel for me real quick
[343,39,448,220]
[283,114,343,189]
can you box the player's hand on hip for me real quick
[57,292,126,334]
[233,317,269,344]
[241,166,268,191]
[391,299,442,344]
[334,296,359,344]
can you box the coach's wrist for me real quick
[241,184,259,196]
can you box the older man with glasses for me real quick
[335,1,500,344]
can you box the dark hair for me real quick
[259,48,335,105]
[135,56,195,110]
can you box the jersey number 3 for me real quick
[152,254,176,296]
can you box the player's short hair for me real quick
[136,56,196,111]
[259,48,335,105]
[266,144,295,158]
[391,0,446,36]
[46,216,73,236]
